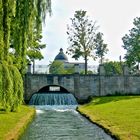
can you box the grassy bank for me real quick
[0,105,35,140]
[78,96,140,140]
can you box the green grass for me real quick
[0,105,35,140]
[78,96,140,140]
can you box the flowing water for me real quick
[29,93,78,105]
[20,93,113,140]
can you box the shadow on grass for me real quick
[90,95,140,105]
[0,106,8,114]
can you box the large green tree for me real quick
[66,10,98,75]
[11,0,51,74]
[122,17,140,71]
[0,0,51,111]
[94,32,108,64]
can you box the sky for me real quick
[36,0,140,66]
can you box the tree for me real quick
[103,61,124,75]
[0,0,51,111]
[122,17,140,71]
[94,32,108,64]
[27,34,46,62]
[66,10,98,75]
[10,0,51,74]
[49,61,66,74]
[49,61,75,74]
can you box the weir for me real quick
[29,93,78,105]
[29,85,78,105]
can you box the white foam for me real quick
[36,109,44,114]
[35,105,78,112]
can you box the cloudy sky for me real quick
[36,0,140,65]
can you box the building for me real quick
[30,48,98,74]
[51,48,85,73]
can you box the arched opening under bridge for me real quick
[37,85,70,93]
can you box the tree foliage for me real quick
[122,17,140,71]
[94,32,108,64]
[80,70,93,74]
[103,61,123,75]
[10,0,51,74]
[49,61,66,74]
[66,10,98,75]
[0,0,51,111]
[0,62,23,111]
[49,61,75,74]
[27,34,46,62]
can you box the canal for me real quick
[20,105,113,140]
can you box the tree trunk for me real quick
[85,55,88,75]
[33,59,35,74]
[101,56,103,64]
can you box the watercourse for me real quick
[20,87,113,140]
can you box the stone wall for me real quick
[24,65,140,103]
[24,74,75,102]
[77,75,140,97]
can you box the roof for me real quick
[54,48,68,62]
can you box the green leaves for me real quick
[67,10,98,74]
[0,63,23,112]
[0,0,51,111]
[122,17,140,70]
[49,61,75,74]
[94,32,108,64]
[103,61,123,75]
[67,10,108,74]
[49,61,66,74]
[10,0,51,74]
[27,49,44,61]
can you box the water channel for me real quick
[20,87,114,140]
[20,105,113,140]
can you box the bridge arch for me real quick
[37,85,70,93]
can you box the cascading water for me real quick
[29,93,78,105]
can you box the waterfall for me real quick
[29,93,78,105]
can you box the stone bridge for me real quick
[24,65,140,103]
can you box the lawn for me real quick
[0,105,35,140]
[78,96,140,140]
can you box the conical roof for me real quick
[54,48,68,62]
